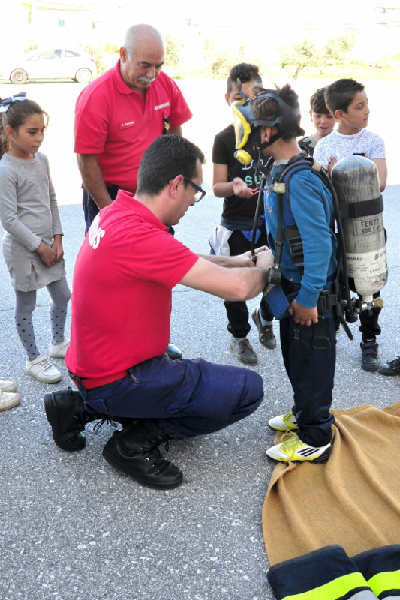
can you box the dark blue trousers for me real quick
[83,185,119,234]
[75,355,264,439]
[280,313,336,447]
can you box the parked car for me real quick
[0,47,97,84]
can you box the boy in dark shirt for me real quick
[211,63,276,366]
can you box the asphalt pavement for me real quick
[1,182,400,600]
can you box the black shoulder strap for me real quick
[272,154,330,275]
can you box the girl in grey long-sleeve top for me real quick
[0,95,70,384]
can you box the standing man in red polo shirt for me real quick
[74,23,192,359]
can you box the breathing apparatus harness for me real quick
[231,85,357,342]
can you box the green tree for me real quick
[165,34,183,67]
[203,38,245,79]
[280,34,355,78]
[323,34,355,65]
[280,39,320,79]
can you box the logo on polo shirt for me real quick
[154,102,170,110]
[88,214,105,249]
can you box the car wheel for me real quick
[10,69,28,84]
[75,68,92,84]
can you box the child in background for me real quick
[314,79,387,372]
[298,87,336,156]
[0,377,20,411]
[211,63,276,366]
[0,94,70,383]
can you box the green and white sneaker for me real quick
[269,411,298,431]
[266,431,331,464]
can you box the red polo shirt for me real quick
[66,191,198,381]
[74,63,192,193]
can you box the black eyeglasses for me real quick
[183,176,206,202]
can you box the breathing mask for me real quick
[232,89,301,165]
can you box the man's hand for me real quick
[77,154,113,210]
[253,247,274,270]
[289,299,318,326]
[232,246,272,268]
[232,177,257,198]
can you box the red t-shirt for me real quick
[66,192,198,380]
[74,63,192,193]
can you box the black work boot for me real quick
[379,356,400,376]
[361,339,380,372]
[44,387,96,451]
[166,342,182,360]
[102,420,183,490]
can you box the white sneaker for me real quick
[26,355,62,384]
[269,411,298,431]
[0,390,20,411]
[266,432,331,463]
[0,379,17,393]
[49,338,70,359]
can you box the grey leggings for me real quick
[14,277,71,361]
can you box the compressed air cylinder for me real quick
[332,155,387,303]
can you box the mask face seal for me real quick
[232,91,301,165]
[232,100,263,165]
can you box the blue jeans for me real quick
[74,355,264,439]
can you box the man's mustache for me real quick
[138,76,155,84]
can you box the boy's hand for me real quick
[289,299,318,326]
[232,177,256,198]
[52,235,64,261]
[327,156,338,178]
[36,242,58,267]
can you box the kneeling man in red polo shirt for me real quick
[44,135,273,490]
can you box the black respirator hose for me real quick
[251,175,267,263]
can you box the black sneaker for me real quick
[230,337,258,365]
[102,420,183,490]
[44,387,88,451]
[361,339,380,372]
[379,356,400,376]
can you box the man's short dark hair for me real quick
[324,79,365,115]
[227,63,262,94]
[310,87,330,114]
[136,135,205,197]
[251,84,305,141]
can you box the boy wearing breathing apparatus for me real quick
[232,84,338,463]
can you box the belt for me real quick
[69,370,129,390]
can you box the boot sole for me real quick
[102,440,183,490]
[362,363,380,372]
[44,391,86,451]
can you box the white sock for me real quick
[259,311,272,327]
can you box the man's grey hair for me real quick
[124,24,164,58]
